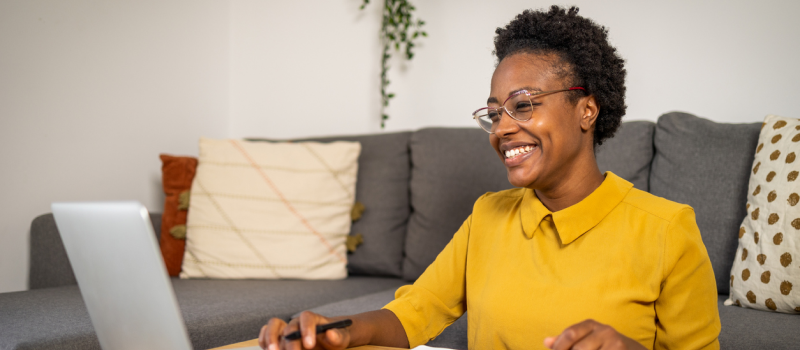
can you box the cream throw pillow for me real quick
[180,138,360,280]
[726,115,800,313]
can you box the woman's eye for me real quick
[515,102,533,112]
[488,111,501,121]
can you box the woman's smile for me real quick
[500,141,539,167]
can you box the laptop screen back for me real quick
[52,201,192,350]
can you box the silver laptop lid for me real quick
[52,201,192,350]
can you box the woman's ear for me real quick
[579,95,599,132]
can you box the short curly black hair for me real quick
[494,5,627,146]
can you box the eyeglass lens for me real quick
[474,92,534,133]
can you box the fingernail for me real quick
[268,344,277,350]
[305,335,314,347]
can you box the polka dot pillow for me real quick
[726,115,800,313]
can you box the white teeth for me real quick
[504,145,535,159]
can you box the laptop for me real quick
[53,201,224,350]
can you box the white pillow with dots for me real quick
[726,115,800,313]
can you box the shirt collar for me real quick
[520,172,633,244]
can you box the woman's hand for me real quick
[259,311,350,350]
[544,319,646,350]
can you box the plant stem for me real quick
[361,0,426,128]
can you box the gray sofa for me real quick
[2,112,798,350]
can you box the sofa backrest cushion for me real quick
[596,120,656,191]
[650,112,761,294]
[29,213,162,289]
[286,132,412,278]
[403,122,657,281]
[404,128,513,280]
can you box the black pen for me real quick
[283,319,353,341]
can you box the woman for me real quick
[260,6,720,350]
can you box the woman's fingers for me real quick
[549,319,596,350]
[261,312,350,350]
[297,311,327,349]
[282,317,303,350]
[546,319,641,350]
[259,318,286,350]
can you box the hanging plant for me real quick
[360,0,427,128]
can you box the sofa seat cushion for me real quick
[718,294,800,349]
[305,288,468,350]
[0,277,405,350]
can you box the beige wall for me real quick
[2,0,799,293]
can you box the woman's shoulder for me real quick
[621,187,695,223]
[471,188,527,212]
[477,187,527,202]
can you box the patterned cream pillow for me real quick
[726,115,800,313]
[180,138,360,280]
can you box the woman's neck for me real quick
[534,159,605,213]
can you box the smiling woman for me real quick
[258,6,721,350]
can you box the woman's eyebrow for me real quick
[512,86,541,95]
[487,86,543,105]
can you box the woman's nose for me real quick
[493,110,519,136]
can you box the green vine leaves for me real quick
[360,0,427,128]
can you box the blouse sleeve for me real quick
[382,215,471,348]
[655,207,721,350]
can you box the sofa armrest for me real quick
[28,212,162,289]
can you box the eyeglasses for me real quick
[472,87,585,134]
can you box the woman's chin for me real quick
[506,172,536,188]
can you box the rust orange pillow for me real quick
[159,154,198,277]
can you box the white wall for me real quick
[0,0,229,293]
[228,0,384,139]
[2,0,799,293]
[229,0,800,138]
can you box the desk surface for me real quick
[211,338,401,350]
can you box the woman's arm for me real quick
[259,211,476,350]
[653,208,720,349]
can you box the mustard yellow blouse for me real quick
[383,172,720,350]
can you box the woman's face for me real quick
[489,53,594,189]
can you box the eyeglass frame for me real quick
[472,87,586,133]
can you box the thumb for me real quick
[543,336,556,349]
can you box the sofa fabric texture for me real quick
[28,213,162,290]
[0,277,405,350]
[717,294,800,349]
[650,112,761,294]
[404,128,516,280]
[595,120,655,191]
